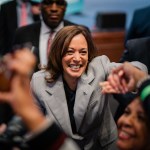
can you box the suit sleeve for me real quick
[125,10,138,42]
[119,40,132,63]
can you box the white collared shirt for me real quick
[39,20,64,67]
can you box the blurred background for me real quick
[66,0,150,30]
[1,0,150,62]
[1,0,150,30]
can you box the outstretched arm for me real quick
[100,62,148,94]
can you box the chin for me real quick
[70,74,81,79]
[117,140,133,150]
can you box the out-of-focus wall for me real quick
[65,0,150,30]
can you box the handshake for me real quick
[99,62,148,94]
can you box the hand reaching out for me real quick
[100,62,148,94]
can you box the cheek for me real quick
[134,124,149,148]
[138,125,149,140]
[83,56,88,64]
[62,58,69,69]
[59,9,65,15]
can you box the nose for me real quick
[123,115,135,128]
[50,3,58,11]
[73,52,81,61]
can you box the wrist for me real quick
[137,75,150,89]
[17,105,46,132]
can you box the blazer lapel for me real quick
[45,76,73,135]
[74,72,95,130]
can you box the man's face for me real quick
[41,0,67,29]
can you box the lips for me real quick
[50,15,58,19]
[69,64,82,70]
[118,129,135,140]
[49,14,59,19]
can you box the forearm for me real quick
[134,69,148,86]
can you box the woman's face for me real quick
[62,34,88,81]
[117,98,149,150]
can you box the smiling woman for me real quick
[30,25,147,150]
[117,97,150,150]
[61,34,88,90]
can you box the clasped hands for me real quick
[99,62,147,94]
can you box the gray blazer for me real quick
[31,55,147,150]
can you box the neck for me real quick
[63,76,78,91]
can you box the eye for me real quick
[42,1,66,6]
[42,0,51,5]
[80,49,88,55]
[56,1,66,6]
[123,107,130,116]
[66,49,74,55]
[137,113,147,122]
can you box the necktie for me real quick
[47,31,54,58]
[20,3,27,27]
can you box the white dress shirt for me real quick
[39,20,64,67]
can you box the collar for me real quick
[41,20,64,35]
[17,0,30,6]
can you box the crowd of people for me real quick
[0,0,150,150]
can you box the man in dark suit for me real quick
[126,6,150,42]
[0,0,41,55]
[115,37,150,121]
[120,37,150,73]
[13,0,80,72]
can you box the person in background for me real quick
[119,36,150,74]
[120,5,150,71]
[13,0,86,72]
[118,37,150,121]
[0,48,79,150]
[30,25,147,150]
[117,96,150,150]
[30,0,41,17]
[100,62,150,150]
[0,0,41,55]
[118,5,150,120]
[125,5,150,42]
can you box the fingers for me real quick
[0,92,13,103]
[100,65,131,94]
[108,72,129,93]
[127,77,136,91]
[111,65,124,75]
[99,81,121,94]
[107,73,122,92]
[120,78,128,93]
[6,49,36,76]
[0,124,7,135]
